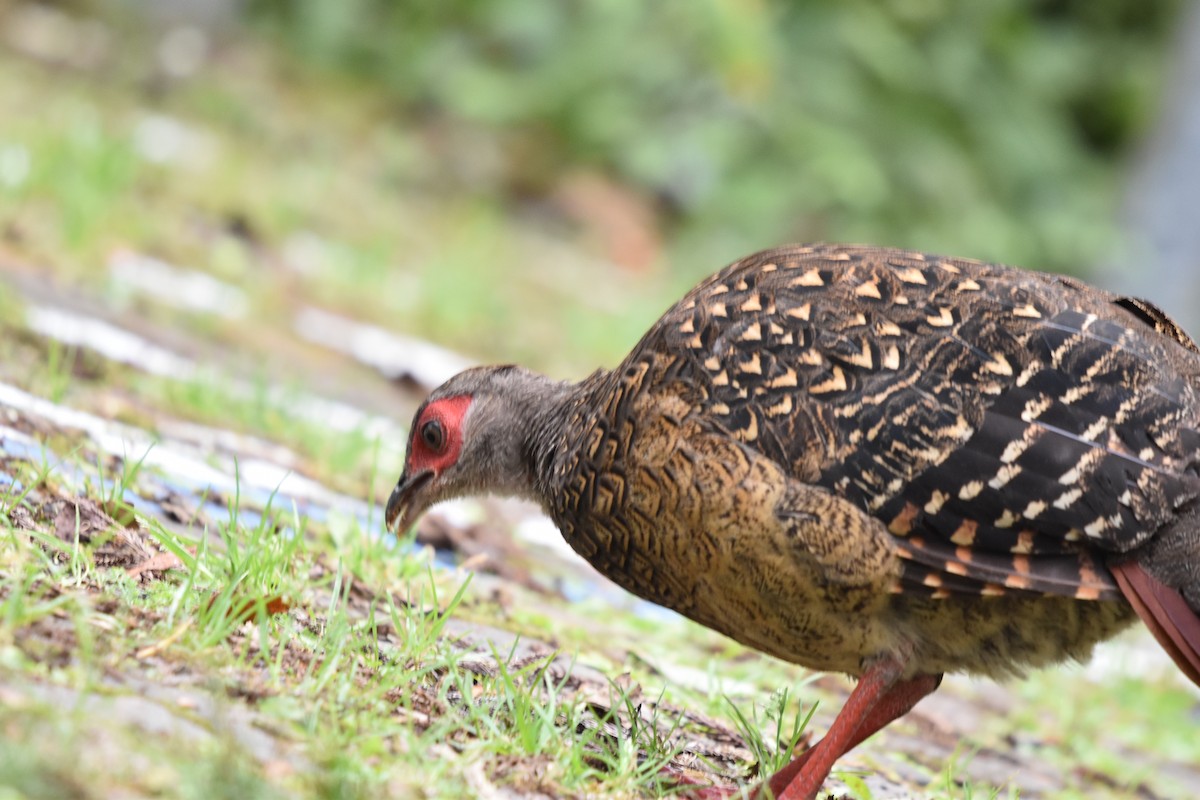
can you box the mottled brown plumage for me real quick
[386,244,1200,799]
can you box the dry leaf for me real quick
[126,550,184,578]
[207,592,292,624]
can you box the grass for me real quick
[0,444,756,798]
[0,703,288,800]
[0,5,1197,800]
[0,30,667,378]
[2,363,1199,798]
[0,300,396,500]
[726,687,815,778]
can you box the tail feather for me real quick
[1110,560,1200,688]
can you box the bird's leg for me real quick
[765,667,942,800]
[676,660,940,800]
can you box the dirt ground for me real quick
[4,396,1200,799]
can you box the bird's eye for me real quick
[421,419,446,452]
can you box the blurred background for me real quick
[2,0,1198,385]
[4,3,1200,798]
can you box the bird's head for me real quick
[385,365,564,534]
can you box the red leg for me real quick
[765,669,942,799]
[674,661,941,800]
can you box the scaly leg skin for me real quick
[769,668,942,800]
[681,659,941,800]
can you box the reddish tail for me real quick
[1110,560,1200,687]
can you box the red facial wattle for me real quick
[407,394,473,476]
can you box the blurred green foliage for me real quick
[246,0,1181,275]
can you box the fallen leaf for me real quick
[126,550,184,578]
[206,592,292,624]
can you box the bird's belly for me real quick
[889,592,1138,678]
[562,512,1137,678]
[562,512,902,675]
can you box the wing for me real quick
[648,244,1200,600]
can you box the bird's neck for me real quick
[522,368,613,507]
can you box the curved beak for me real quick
[385,469,435,534]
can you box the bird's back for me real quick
[547,244,1200,679]
[633,244,1200,601]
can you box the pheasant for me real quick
[385,244,1200,799]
